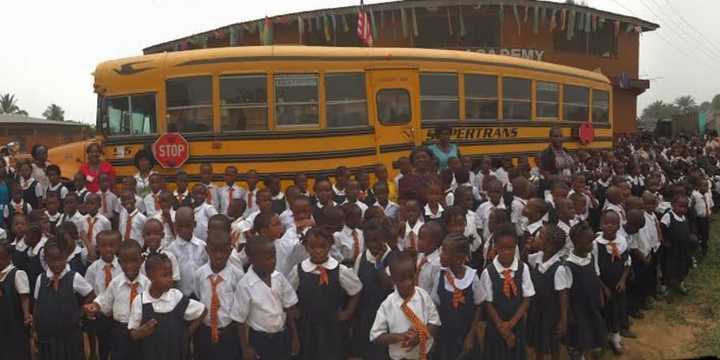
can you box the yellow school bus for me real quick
[49,46,612,181]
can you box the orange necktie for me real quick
[609,242,621,262]
[408,231,417,251]
[400,291,430,360]
[104,263,113,288]
[206,187,213,204]
[317,266,329,286]
[209,274,224,344]
[51,273,61,291]
[444,271,465,309]
[129,282,139,312]
[501,269,519,298]
[154,194,160,212]
[125,212,135,241]
[351,229,361,262]
[87,217,97,244]
[13,202,23,214]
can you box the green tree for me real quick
[0,93,28,115]
[42,104,65,121]
[641,100,678,122]
[711,94,720,112]
[674,95,698,114]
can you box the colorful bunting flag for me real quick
[261,17,273,45]
[412,7,419,37]
[634,25,642,33]
[513,4,521,34]
[370,10,378,41]
[533,5,539,34]
[401,8,408,38]
[577,10,584,31]
[357,7,373,46]
[447,8,453,35]
[524,5,529,23]
[332,14,337,35]
[214,29,225,40]
[380,9,384,29]
[584,12,591,32]
[298,16,304,43]
[567,10,575,40]
[561,9,567,30]
[459,8,466,37]
[550,9,557,32]
[541,7,547,27]
[230,26,239,46]
[625,23,634,32]
[591,14,598,32]
[324,15,331,42]
[342,14,349,32]
[615,20,621,36]
[498,4,504,24]
[316,16,321,33]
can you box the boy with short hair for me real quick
[80,193,112,246]
[167,207,209,296]
[119,189,148,245]
[143,173,165,218]
[218,166,246,216]
[244,169,261,217]
[97,173,119,224]
[191,184,219,241]
[173,170,193,209]
[199,163,220,211]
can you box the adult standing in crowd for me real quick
[427,125,460,171]
[78,142,115,193]
[30,144,51,192]
[398,147,438,204]
[539,126,574,179]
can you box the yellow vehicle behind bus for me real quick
[49,46,613,181]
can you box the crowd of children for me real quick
[0,130,714,360]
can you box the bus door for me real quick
[368,69,421,167]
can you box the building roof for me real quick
[0,114,87,127]
[144,0,660,54]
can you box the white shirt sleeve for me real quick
[278,275,298,309]
[287,266,299,290]
[471,275,485,305]
[230,283,251,324]
[339,265,363,296]
[368,300,390,342]
[94,285,114,315]
[184,298,206,321]
[660,213,671,227]
[33,275,41,300]
[73,273,94,297]
[479,269,493,302]
[554,265,572,291]
[430,273,441,305]
[14,270,30,294]
[424,291,441,326]
[521,263,535,297]
[166,252,181,282]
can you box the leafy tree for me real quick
[0,93,28,115]
[42,104,65,121]
[712,94,720,112]
[641,100,678,122]
[674,95,697,114]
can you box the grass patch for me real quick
[682,214,720,355]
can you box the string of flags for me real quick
[166,2,646,52]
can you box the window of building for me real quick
[465,74,498,121]
[553,30,588,54]
[104,94,156,136]
[377,89,411,125]
[325,73,368,127]
[564,85,589,122]
[166,76,213,132]
[592,90,610,123]
[502,77,531,120]
[590,26,617,57]
[420,73,458,122]
[220,75,268,131]
[274,74,319,127]
[536,82,559,119]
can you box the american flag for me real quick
[357,5,373,47]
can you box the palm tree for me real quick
[0,93,22,114]
[42,104,65,121]
[674,95,697,114]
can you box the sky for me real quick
[1,0,718,124]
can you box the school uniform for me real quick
[312,200,337,224]
[691,190,713,255]
[557,219,578,258]
[15,236,48,292]
[140,247,181,282]
[464,210,483,253]
[288,257,362,360]
[97,190,119,221]
[192,263,244,360]
[416,250,441,294]
[45,211,62,231]
[230,215,252,249]
[45,182,69,200]
[526,252,572,355]
[399,220,424,251]
[352,244,397,360]
[520,219,544,255]
[152,209,176,249]
[193,202,219,241]
[278,209,295,232]
[231,267,298,360]
[127,288,206,360]
[79,213,111,246]
[332,184,347,204]
[564,252,607,352]
[0,264,31,360]
[19,177,42,209]
[243,187,259,217]
[476,200,507,244]
[370,287,441,360]
[3,199,32,224]
[431,266,484,360]
[119,208,147,245]
[33,266,94,360]
[85,257,124,360]
[335,225,364,266]
[628,175,645,196]
[479,257,535,360]
[173,189,193,209]
[75,187,90,203]
[167,235,208,296]
[93,273,150,360]
[373,200,399,220]
[510,196,527,236]
[66,246,87,276]
[593,234,631,338]
[627,220,657,315]
[424,203,444,221]
[218,184,247,216]
[58,211,84,235]
[603,201,627,225]
[143,191,162,218]
[660,210,692,286]
[272,192,287,215]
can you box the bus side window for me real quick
[377,89,411,125]
[592,90,610,123]
[104,94,156,136]
[326,73,368,128]
[166,76,213,132]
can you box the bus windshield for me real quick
[99,93,157,136]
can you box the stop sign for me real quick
[152,133,190,168]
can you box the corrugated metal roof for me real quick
[0,114,87,127]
